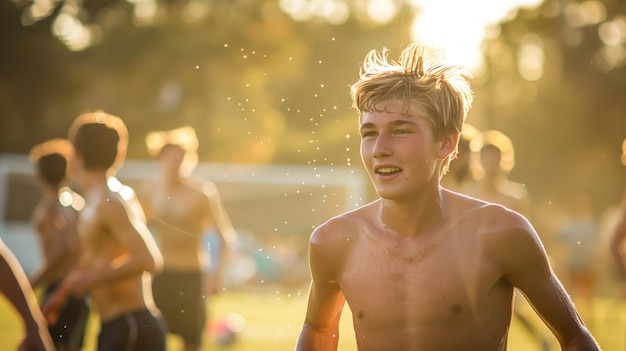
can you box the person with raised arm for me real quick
[43,111,167,351]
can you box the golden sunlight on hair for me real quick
[29,138,73,165]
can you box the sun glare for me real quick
[410,0,543,74]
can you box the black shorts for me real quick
[152,270,206,346]
[43,282,90,349]
[98,309,166,351]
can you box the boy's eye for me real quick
[361,131,376,138]
[394,129,410,135]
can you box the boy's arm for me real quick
[30,211,80,288]
[203,182,236,294]
[63,196,163,296]
[489,213,600,350]
[0,240,55,351]
[205,181,237,244]
[296,226,346,351]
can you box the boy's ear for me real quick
[438,132,460,159]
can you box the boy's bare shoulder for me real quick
[93,188,129,220]
[451,193,539,257]
[446,189,530,229]
[310,201,377,245]
[179,177,216,200]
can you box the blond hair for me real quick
[350,43,474,177]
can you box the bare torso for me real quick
[141,181,212,271]
[78,188,151,321]
[31,195,81,286]
[319,193,519,351]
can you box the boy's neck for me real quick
[161,172,184,188]
[78,169,109,193]
[41,184,60,198]
[379,187,445,237]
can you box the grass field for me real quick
[1,287,625,350]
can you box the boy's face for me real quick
[359,100,455,200]
[480,146,503,178]
[158,144,186,175]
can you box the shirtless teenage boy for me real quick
[295,43,600,351]
[29,139,89,351]
[43,111,166,351]
[140,126,235,351]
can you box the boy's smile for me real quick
[359,101,444,200]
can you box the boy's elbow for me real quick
[150,250,164,274]
[140,249,163,275]
[153,256,164,274]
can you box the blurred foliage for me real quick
[476,0,626,219]
[0,0,625,214]
[0,0,415,166]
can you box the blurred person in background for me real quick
[603,188,626,297]
[0,239,55,351]
[555,191,599,323]
[440,123,481,193]
[139,126,236,351]
[28,139,89,351]
[296,43,599,351]
[609,137,626,308]
[466,130,531,215]
[466,129,550,350]
[42,111,166,351]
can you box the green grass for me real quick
[1,288,625,350]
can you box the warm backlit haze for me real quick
[23,0,545,71]
[2,1,626,350]
[18,0,625,77]
[411,0,544,73]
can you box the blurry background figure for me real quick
[555,191,600,324]
[28,139,89,351]
[609,138,626,332]
[602,188,626,297]
[140,126,237,351]
[466,129,550,351]
[441,123,481,193]
[466,129,531,215]
[0,239,56,351]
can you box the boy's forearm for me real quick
[82,252,157,293]
[296,325,339,351]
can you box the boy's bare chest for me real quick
[339,233,499,325]
[77,206,114,257]
[150,188,201,221]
